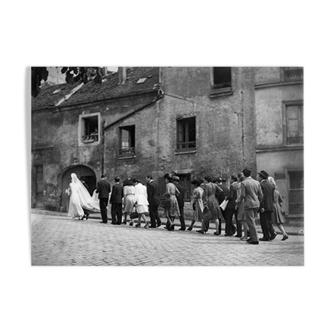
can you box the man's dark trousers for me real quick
[224,208,236,235]
[260,211,275,239]
[100,198,109,223]
[149,204,161,227]
[111,203,122,224]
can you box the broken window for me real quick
[212,67,232,90]
[285,103,303,145]
[176,117,196,151]
[81,115,99,143]
[119,126,135,155]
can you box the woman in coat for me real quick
[268,177,289,241]
[187,179,204,231]
[163,173,180,231]
[197,175,223,235]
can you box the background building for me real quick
[31,66,303,223]
[255,67,303,221]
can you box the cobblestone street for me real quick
[31,212,304,266]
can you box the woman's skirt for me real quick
[272,203,284,224]
[237,201,246,221]
[124,195,136,213]
[207,196,222,219]
[168,195,180,216]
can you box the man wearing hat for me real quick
[258,170,277,241]
[172,175,186,231]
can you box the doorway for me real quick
[61,165,97,212]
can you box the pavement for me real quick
[31,208,304,236]
[31,209,304,266]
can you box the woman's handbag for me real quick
[220,199,228,211]
[202,207,213,223]
[130,211,139,219]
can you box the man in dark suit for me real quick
[224,175,238,236]
[110,176,123,225]
[172,176,186,231]
[216,178,227,235]
[258,170,277,241]
[146,175,162,228]
[96,174,111,224]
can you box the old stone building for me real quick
[255,67,303,220]
[31,66,303,222]
[32,67,256,210]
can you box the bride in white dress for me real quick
[67,173,100,219]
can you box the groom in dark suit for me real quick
[146,175,162,228]
[96,174,111,224]
[258,170,277,241]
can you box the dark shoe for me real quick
[100,221,107,224]
[168,225,174,231]
[178,228,186,231]
[187,227,193,231]
[259,237,270,241]
[248,241,259,245]
[129,222,134,226]
[270,233,277,240]
[135,224,141,228]
[235,234,242,238]
[281,234,289,241]
[149,225,156,228]
[224,234,233,237]
[214,232,220,236]
[156,222,161,228]
[196,230,205,234]
[122,221,127,225]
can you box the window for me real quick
[80,114,100,144]
[119,125,135,156]
[283,67,303,82]
[212,67,232,90]
[285,103,303,145]
[288,170,304,215]
[176,117,196,151]
[178,174,192,201]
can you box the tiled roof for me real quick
[32,67,160,110]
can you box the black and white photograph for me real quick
[31,66,304,266]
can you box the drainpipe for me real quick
[101,120,105,176]
[240,89,245,168]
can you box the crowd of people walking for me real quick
[67,167,289,245]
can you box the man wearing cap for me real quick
[146,175,162,228]
[258,170,277,241]
[172,176,186,231]
[110,176,123,225]
[96,174,111,224]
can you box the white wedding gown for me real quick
[68,174,100,218]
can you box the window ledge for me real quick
[175,149,197,155]
[79,141,100,147]
[118,155,136,160]
[209,87,233,99]
[256,145,303,153]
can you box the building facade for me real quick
[31,66,303,222]
[255,67,304,220]
[32,67,256,210]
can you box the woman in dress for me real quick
[197,175,223,235]
[187,179,204,231]
[67,173,100,220]
[268,176,289,241]
[122,178,136,226]
[235,172,248,240]
[163,173,180,231]
[133,178,149,228]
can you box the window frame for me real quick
[119,125,136,157]
[78,112,101,146]
[176,116,196,152]
[209,67,233,98]
[282,100,303,146]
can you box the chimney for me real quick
[118,67,126,85]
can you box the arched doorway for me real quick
[61,165,97,212]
